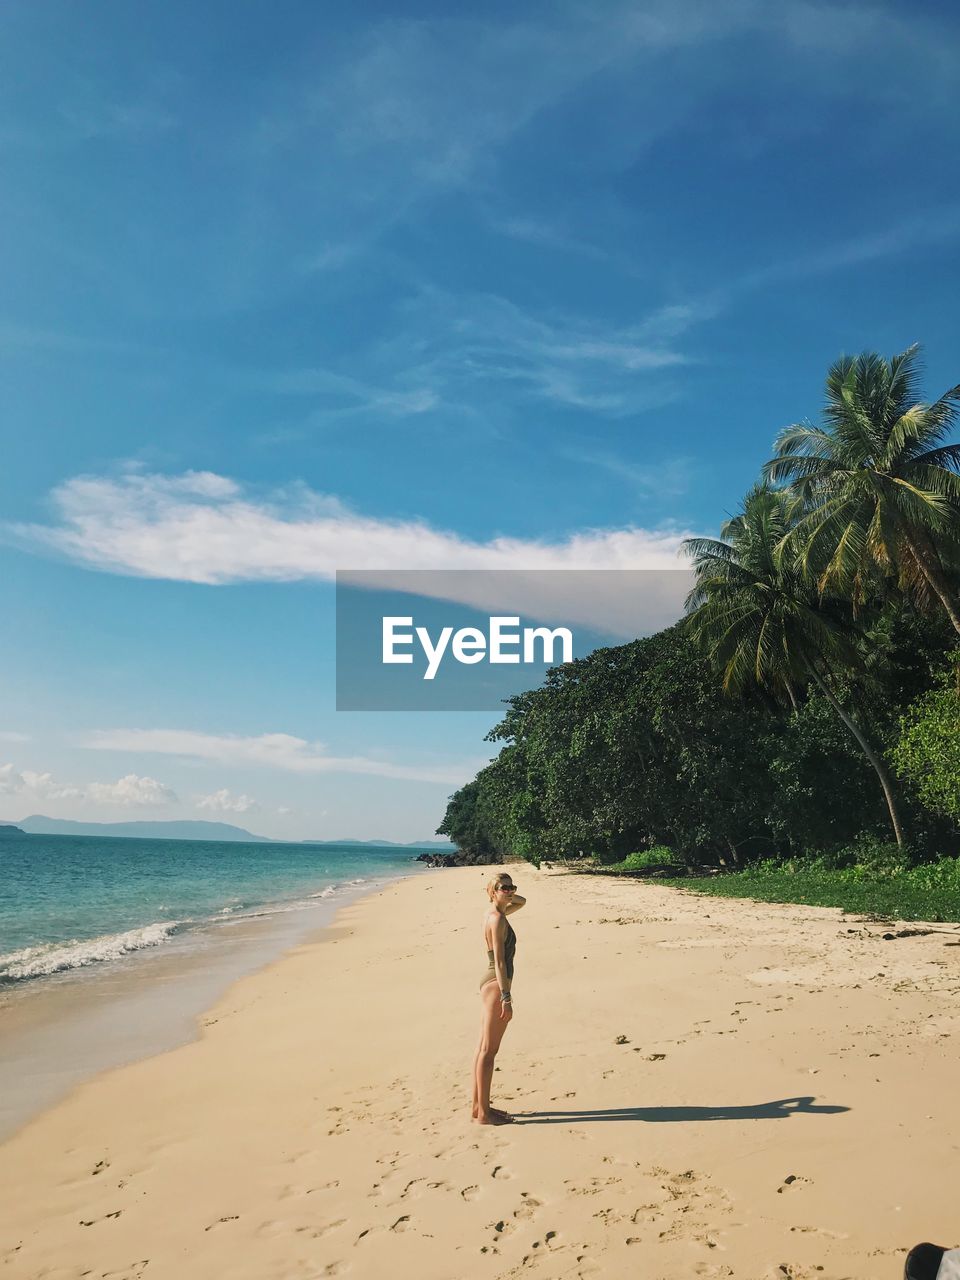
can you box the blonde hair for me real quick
[486,872,512,901]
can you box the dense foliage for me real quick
[893,656,960,821]
[438,347,960,870]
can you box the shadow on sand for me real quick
[510,1096,849,1125]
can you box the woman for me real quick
[472,871,526,1125]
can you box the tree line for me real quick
[438,345,960,867]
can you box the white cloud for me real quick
[83,730,486,787]
[197,788,259,814]
[0,762,176,807]
[0,731,30,744]
[86,774,178,806]
[1,763,81,801]
[8,469,695,585]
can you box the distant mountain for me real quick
[0,824,26,837]
[303,838,456,848]
[14,815,271,842]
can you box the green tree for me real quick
[893,653,960,822]
[764,345,960,633]
[683,484,907,845]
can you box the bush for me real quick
[893,682,960,821]
[812,832,912,877]
[618,846,677,871]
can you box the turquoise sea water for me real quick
[0,834,431,985]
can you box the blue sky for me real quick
[2,0,959,839]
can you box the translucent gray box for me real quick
[335,569,692,711]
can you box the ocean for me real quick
[0,833,431,986]
[0,833,437,1139]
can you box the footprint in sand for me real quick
[513,1193,542,1220]
[776,1174,812,1194]
[278,1180,340,1201]
[592,1207,623,1226]
[563,1176,622,1196]
[461,1185,480,1201]
[790,1225,848,1240]
[102,1261,150,1279]
[294,1219,347,1238]
[399,1178,449,1200]
[203,1215,240,1232]
[491,1165,515,1180]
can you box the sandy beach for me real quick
[2,864,959,1280]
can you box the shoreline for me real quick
[3,864,959,1279]
[0,867,425,1144]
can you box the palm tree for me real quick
[683,485,906,846]
[764,345,960,634]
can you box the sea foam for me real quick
[0,921,181,982]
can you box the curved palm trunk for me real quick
[901,527,960,637]
[806,665,906,847]
[784,680,799,714]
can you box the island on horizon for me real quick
[0,816,456,848]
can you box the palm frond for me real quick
[910,442,960,471]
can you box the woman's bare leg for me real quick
[472,986,509,1119]
[474,982,512,1124]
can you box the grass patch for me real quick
[603,846,678,873]
[655,857,960,922]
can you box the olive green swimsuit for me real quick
[480,917,516,990]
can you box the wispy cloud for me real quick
[0,762,177,807]
[237,291,704,431]
[238,366,439,419]
[250,2,960,285]
[6,469,695,585]
[247,5,772,277]
[486,214,617,264]
[560,448,695,498]
[84,730,485,787]
[372,290,708,417]
[0,78,177,150]
[729,204,960,295]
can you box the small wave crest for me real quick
[0,921,181,982]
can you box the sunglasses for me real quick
[499,884,517,892]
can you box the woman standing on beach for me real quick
[473,871,526,1125]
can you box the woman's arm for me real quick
[490,913,513,1019]
[504,894,526,916]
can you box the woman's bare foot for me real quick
[474,1110,514,1125]
[472,1105,511,1120]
